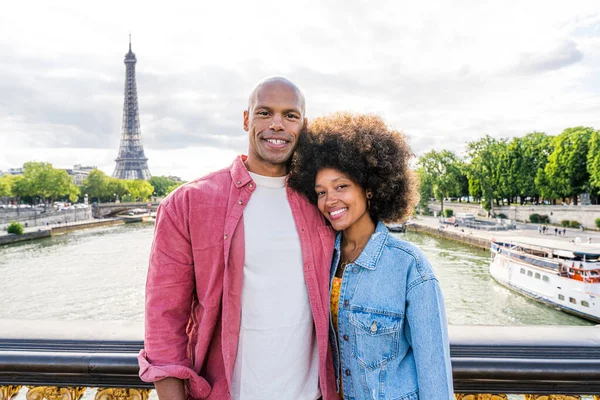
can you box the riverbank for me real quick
[407,215,600,250]
[0,218,128,245]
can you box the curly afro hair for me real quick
[288,112,418,223]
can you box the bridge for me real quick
[92,202,160,218]
[0,321,599,400]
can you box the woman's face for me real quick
[315,168,371,231]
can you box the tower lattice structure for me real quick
[112,36,151,180]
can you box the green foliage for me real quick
[442,209,453,217]
[544,127,593,204]
[0,176,11,198]
[149,176,184,197]
[466,135,507,215]
[126,180,154,202]
[81,169,109,202]
[587,130,600,195]
[7,221,24,235]
[569,220,581,229]
[595,217,600,229]
[561,220,571,227]
[529,213,550,223]
[417,150,463,211]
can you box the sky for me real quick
[1,1,600,181]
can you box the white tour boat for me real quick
[490,237,600,323]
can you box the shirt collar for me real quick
[334,220,389,270]
[230,155,253,189]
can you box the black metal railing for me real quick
[0,321,599,395]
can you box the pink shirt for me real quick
[138,155,338,400]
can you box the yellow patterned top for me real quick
[330,276,344,399]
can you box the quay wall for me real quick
[51,219,125,234]
[428,201,600,228]
[407,221,491,251]
[0,208,92,230]
[0,229,51,245]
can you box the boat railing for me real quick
[1,321,600,399]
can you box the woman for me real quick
[289,113,454,400]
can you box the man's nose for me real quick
[270,115,284,131]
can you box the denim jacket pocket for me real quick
[349,311,402,370]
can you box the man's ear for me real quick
[243,110,249,132]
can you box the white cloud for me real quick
[1,0,600,173]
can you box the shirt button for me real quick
[345,369,351,376]
[343,334,349,341]
[236,181,241,185]
[238,200,243,205]
[224,234,228,240]
[249,183,254,188]
[352,267,359,273]
[343,299,349,306]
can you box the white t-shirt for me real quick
[231,172,320,400]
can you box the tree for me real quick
[107,178,128,201]
[0,176,11,199]
[417,150,462,212]
[81,169,109,203]
[465,135,506,216]
[544,126,593,205]
[126,180,154,202]
[506,132,553,204]
[588,129,600,196]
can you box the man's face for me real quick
[244,81,305,175]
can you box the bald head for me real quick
[247,77,306,116]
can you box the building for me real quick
[112,36,151,180]
[68,165,97,186]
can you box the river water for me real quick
[0,223,595,400]
[0,222,592,325]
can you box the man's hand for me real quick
[155,377,186,400]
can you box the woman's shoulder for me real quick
[382,231,437,281]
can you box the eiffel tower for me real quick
[112,36,151,180]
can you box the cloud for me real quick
[514,40,584,74]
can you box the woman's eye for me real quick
[337,185,347,190]
[316,191,325,197]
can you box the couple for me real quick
[138,77,453,400]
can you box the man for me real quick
[139,77,338,400]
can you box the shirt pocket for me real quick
[349,311,403,370]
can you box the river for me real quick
[0,222,592,326]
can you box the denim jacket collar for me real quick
[334,220,389,270]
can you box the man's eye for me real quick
[257,111,269,116]
[287,113,299,119]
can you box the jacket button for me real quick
[224,234,228,240]
[352,267,359,273]
[236,181,241,185]
[249,183,254,188]
[371,321,378,333]
[238,200,243,205]
[345,369,351,376]
[343,299,349,306]
[343,334,349,341]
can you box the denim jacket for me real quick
[330,221,454,400]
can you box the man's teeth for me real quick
[267,139,286,144]
[330,208,347,216]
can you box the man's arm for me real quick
[138,202,211,399]
[154,378,186,400]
